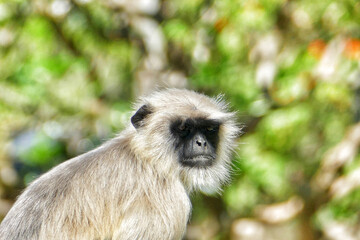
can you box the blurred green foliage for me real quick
[1,0,360,239]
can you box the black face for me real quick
[170,118,221,168]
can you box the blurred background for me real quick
[1,0,360,239]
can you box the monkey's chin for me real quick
[180,155,215,168]
[179,159,229,195]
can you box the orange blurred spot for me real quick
[214,18,229,33]
[307,39,326,59]
[344,39,360,60]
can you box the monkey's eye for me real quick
[177,124,191,137]
[178,125,186,131]
[206,125,219,132]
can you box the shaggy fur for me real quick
[0,89,239,240]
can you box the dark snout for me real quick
[192,133,211,156]
[182,133,216,168]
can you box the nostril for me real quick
[196,140,207,148]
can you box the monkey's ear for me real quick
[131,104,152,129]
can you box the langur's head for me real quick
[130,89,240,193]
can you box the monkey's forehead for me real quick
[136,89,233,120]
[139,89,227,110]
[156,104,233,121]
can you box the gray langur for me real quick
[0,89,240,240]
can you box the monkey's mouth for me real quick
[181,155,215,168]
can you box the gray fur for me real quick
[0,89,239,240]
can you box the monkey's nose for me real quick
[194,134,208,149]
[196,139,207,147]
